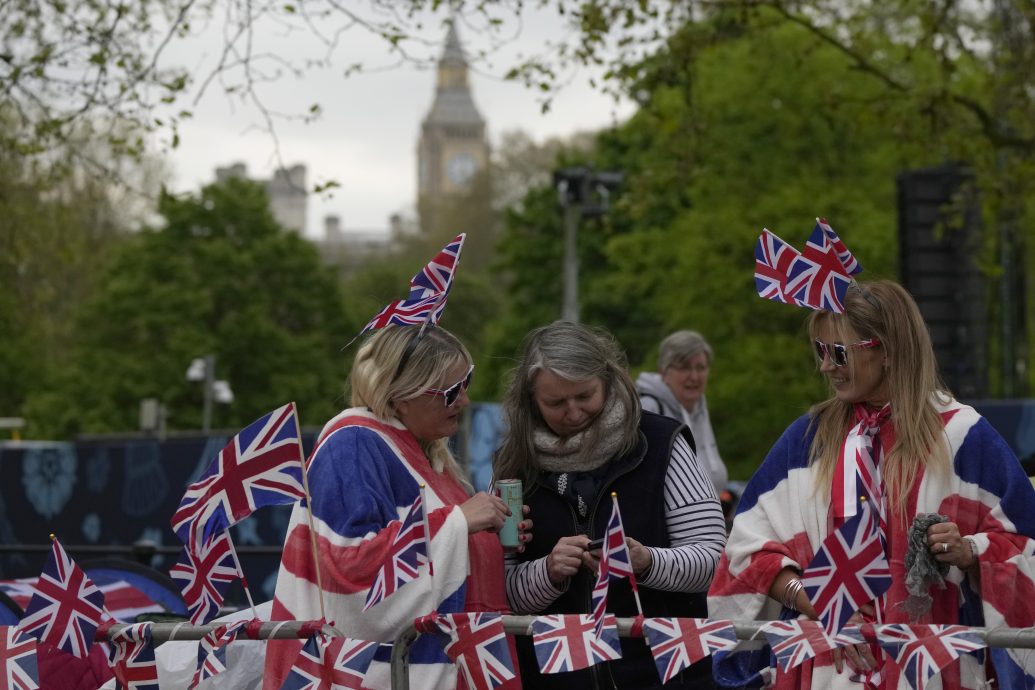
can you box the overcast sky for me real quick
[157,5,637,238]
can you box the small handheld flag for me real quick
[170,402,305,550]
[16,536,106,658]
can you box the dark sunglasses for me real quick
[424,364,474,407]
[813,338,881,367]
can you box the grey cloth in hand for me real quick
[901,512,951,620]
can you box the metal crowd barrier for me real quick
[101,620,342,642]
[388,615,1035,690]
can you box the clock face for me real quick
[446,152,478,186]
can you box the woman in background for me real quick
[636,330,728,496]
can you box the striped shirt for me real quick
[505,434,727,613]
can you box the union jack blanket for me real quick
[709,399,1035,689]
[263,408,497,690]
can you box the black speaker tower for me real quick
[897,164,987,399]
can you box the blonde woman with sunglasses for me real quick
[710,281,1035,689]
[265,325,528,690]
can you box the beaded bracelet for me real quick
[781,577,804,611]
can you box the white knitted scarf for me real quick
[532,395,628,473]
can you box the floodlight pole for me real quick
[202,354,215,433]
[561,198,581,322]
[553,167,623,323]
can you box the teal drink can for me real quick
[495,479,523,550]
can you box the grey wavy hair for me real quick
[494,321,641,486]
[658,330,713,370]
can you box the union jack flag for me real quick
[190,620,248,690]
[642,617,737,684]
[358,293,445,334]
[531,614,621,674]
[169,530,240,625]
[754,229,802,305]
[107,623,158,690]
[817,218,862,275]
[363,492,430,611]
[16,538,106,658]
[171,402,305,550]
[876,624,985,690]
[0,578,162,624]
[590,494,639,639]
[424,613,517,690]
[0,626,39,690]
[762,619,836,671]
[409,233,465,299]
[784,222,854,313]
[354,233,466,338]
[279,634,379,690]
[802,499,892,635]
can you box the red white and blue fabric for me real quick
[358,293,445,334]
[709,398,1035,688]
[802,497,892,636]
[16,538,106,658]
[421,613,517,690]
[754,229,803,305]
[190,620,248,689]
[355,233,466,337]
[265,408,500,690]
[817,218,862,276]
[363,492,430,611]
[408,233,465,320]
[0,578,161,625]
[784,221,854,313]
[169,530,240,625]
[171,402,305,550]
[642,617,737,684]
[589,497,638,639]
[876,624,986,690]
[832,404,891,528]
[107,623,158,690]
[278,633,378,690]
[531,613,621,674]
[0,626,39,690]
[762,619,837,672]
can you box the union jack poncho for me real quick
[709,398,1035,689]
[263,408,510,690]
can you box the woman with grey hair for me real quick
[496,321,726,689]
[636,330,728,495]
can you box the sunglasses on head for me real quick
[813,338,881,367]
[424,364,475,407]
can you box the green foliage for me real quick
[23,178,355,437]
[488,7,1032,481]
[0,134,128,422]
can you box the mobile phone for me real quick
[587,537,604,551]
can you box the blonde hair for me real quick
[350,325,472,488]
[494,321,641,487]
[807,281,952,514]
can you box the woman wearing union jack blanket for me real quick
[497,321,727,689]
[710,280,1035,689]
[264,324,525,690]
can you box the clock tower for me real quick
[417,23,489,201]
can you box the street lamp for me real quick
[186,355,234,433]
[553,167,624,322]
